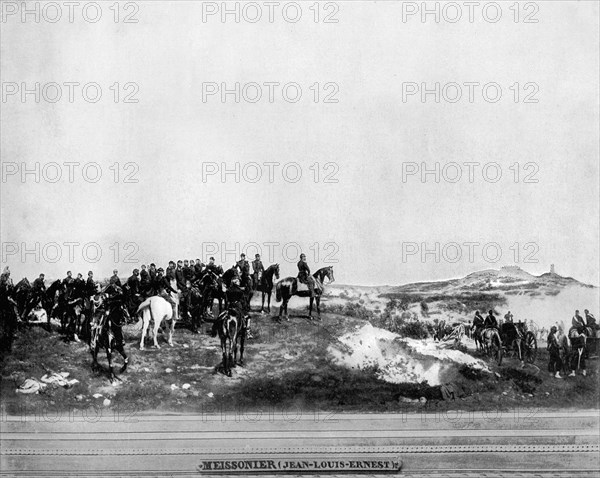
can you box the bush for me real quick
[371,300,434,339]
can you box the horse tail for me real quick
[136,297,152,315]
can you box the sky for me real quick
[1,1,599,286]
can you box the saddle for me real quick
[296,281,310,292]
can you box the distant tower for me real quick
[550,264,555,274]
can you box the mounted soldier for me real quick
[236,254,251,288]
[32,273,46,294]
[484,310,499,330]
[252,254,264,291]
[297,254,320,296]
[86,271,96,297]
[156,268,178,314]
[62,271,74,289]
[584,309,597,330]
[148,263,157,287]
[109,270,122,288]
[194,259,205,281]
[140,265,150,296]
[204,257,221,276]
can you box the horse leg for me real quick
[239,329,246,366]
[316,297,321,320]
[107,348,117,382]
[168,316,175,347]
[308,297,313,320]
[153,318,161,349]
[140,313,149,350]
[91,345,100,372]
[117,344,128,373]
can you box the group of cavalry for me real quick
[435,308,598,377]
[0,254,335,380]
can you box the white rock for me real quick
[165,368,173,373]
[182,383,191,389]
[103,398,111,407]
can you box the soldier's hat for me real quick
[133,268,139,274]
[157,267,164,273]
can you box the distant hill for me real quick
[382,266,596,299]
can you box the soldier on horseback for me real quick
[109,269,121,287]
[204,257,221,276]
[252,254,264,291]
[212,278,251,338]
[32,274,46,294]
[86,271,96,297]
[140,265,150,296]
[62,271,74,289]
[484,310,499,330]
[236,254,251,289]
[584,309,597,329]
[156,268,178,312]
[297,253,317,296]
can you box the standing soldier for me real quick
[127,269,142,315]
[110,270,122,287]
[252,254,264,291]
[183,260,194,283]
[547,326,563,378]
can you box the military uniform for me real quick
[86,277,96,297]
[194,262,205,280]
[109,274,122,287]
[297,259,316,296]
[252,259,264,290]
[127,274,140,296]
[140,269,150,287]
[32,277,46,292]
[547,328,562,377]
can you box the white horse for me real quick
[137,296,176,350]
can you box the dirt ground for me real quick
[1,294,598,418]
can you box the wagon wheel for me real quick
[490,332,503,366]
[523,331,537,364]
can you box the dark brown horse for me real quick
[257,264,279,313]
[214,307,246,377]
[275,266,335,321]
[89,287,129,383]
